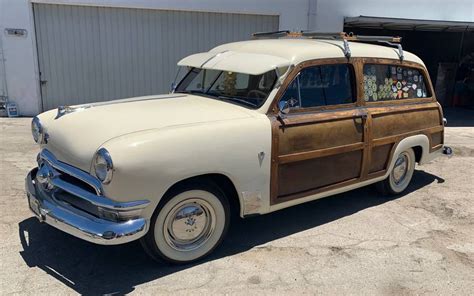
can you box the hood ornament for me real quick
[55,105,91,119]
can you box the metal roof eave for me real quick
[345,16,474,32]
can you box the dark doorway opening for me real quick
[345,21,474,109]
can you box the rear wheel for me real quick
[141,181,230,264]
[376,148,416,195]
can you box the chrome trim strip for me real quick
[26,169,148,245]
[40,149,103,195]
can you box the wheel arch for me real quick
[385,134,430,178]
[159,173,242,220]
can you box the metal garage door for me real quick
[33,4,279,111]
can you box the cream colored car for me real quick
[26,32,451,264]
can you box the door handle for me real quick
[355,114,368,125]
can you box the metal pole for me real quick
[0,32,8,99]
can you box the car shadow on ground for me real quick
[18,169,444,294]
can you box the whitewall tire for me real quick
[376,148,416,195]
[141,181,230,264]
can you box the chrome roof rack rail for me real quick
[252,30,293,39]
[251,31,404,61]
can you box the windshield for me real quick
[175,68,277,109]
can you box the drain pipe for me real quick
[0,31,9,115]
[0,32,8,97]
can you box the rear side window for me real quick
[280,64,355,109]
[363,64,429,102]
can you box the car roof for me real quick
[210,38,425,66]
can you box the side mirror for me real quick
[278,100,290,115]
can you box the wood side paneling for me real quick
[431,131,443,148]
[278,150,363,197]
[372,108,441,139]
[369,144,392,173]
[278,118,363,155]
[273,113,365,200]
[267,57,444,206]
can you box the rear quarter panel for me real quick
[367,102,444,177]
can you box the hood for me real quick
[39,94,253,171]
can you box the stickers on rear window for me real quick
[363,64,428,102]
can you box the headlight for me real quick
[94,148,113,184]
[31,117,44,144]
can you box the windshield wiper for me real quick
[217,95,257,107]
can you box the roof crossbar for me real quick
[251,31,404,61]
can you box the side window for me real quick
[280,64,354,110]
[363,64,429,102]
[280,78,299,108]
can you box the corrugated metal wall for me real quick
[33,4,279,111]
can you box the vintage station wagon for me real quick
[26,32,452,264]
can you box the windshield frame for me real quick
[174,67,278,109]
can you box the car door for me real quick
[269,61,369,204]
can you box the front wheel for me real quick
[376,148,416,195]
[141,182,230,264]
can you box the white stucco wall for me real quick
[0,0,42,115]
[312,0,474,31]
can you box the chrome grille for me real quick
[35,149,150,213]
[38,149,103,195]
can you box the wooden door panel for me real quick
[278,118,363,155]
[278,149,363,197]
[271,109,367,203]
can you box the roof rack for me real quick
[251,31,404,61]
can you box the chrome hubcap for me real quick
[392,153,409,184]
[164,199,216,251]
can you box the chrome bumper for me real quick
[25,168,148,245]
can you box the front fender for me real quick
[99,116,272,219]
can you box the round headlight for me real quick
[31,117,44,144]
[94,148,113,184]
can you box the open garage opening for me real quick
[345,16,474,110]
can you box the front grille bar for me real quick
[38,149,150,211]
[40,149,103,195]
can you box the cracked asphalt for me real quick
[1,108,473,295]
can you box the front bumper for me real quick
[25,168,148,245]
